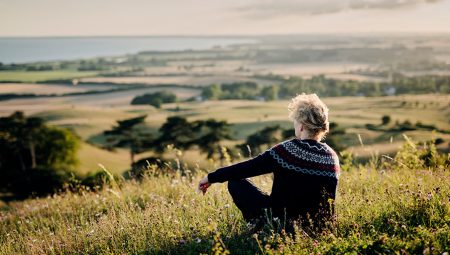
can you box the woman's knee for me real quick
[227,179,251,196]
[227,179,241,194]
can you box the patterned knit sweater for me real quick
[208,138,340,225]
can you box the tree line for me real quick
[104,115,346,178]
[200,75,450,101]
[103,116,233,162]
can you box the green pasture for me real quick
[32,107,135,140]
[77,142,131,176]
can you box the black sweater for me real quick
[208,138,340,225]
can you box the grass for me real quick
[0,140,449,254]
[77,142,131,176]
[0,70,97,82]
[32,107,135,140]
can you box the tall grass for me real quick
[0,140,449,254]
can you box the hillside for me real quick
[1,140,449,254]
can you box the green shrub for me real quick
[131,91,177,108]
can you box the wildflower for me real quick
[86,229,94,237]
[196,238,202,243]
[313,239,319,247]
[179,239,186,245]
[278,244,284,253]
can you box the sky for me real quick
[1,0,450,37]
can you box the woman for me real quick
[198,93,340,233]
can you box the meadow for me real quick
[0,83,119,95]
[0,139,449,254]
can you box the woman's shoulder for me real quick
[269,139,340,166]
[270,138,335,154]
[266,138,340,178]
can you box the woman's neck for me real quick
[298,133,321,141]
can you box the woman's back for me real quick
[268,138,340,228]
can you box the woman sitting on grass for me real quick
[198,93,340,234]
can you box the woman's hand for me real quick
[198,176,211,195]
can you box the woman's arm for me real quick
[207,150,274,183]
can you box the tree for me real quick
[192,119,232,159]
[154,116,194,153]
[260,85,279,101]
[131,91,177,108]
[323,122,346,152]
[104,115,152,165]
[282,128,296,140]
[381,115,391,126]
[201,84,222,100]
[221,82,260,99]
[153,117,233,159]
[0,111,79,197]
[239,125,283,156]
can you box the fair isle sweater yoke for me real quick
[208,138,340,222]
[268,139,340,179]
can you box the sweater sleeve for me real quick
[207,150,274,183]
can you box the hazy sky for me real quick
[1,0,450,36]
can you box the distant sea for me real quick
[0,37,255,64]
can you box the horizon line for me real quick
[2,31,450,39]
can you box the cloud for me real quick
[235,0,445,19]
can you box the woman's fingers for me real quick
[198,182,210,194]
[202,183,210,191]
[198,176,211,194]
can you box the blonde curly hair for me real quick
[288,93,329,138]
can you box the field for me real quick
[77,143,131,175]
[79,76,274,87]
[0,71,98,82]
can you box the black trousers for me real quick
[227,178,271,222]
[228,179,300,234]
[228,179,332,235]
